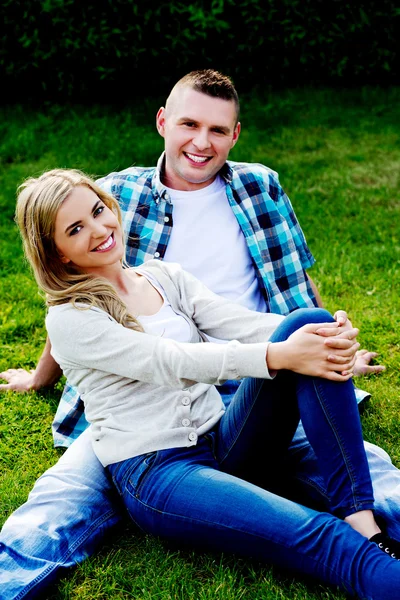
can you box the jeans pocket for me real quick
[108,452,158,498]
[128,451,159,499]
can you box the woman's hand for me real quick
[267,322,359,381]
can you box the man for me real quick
[0,70,396,599]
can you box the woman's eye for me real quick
[93,206,104,217]
[70,226,82,236]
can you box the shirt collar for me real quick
[152,152,233,202]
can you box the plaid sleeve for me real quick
[51,383,89,448]
[268,170,315,270]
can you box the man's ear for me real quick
[156,107,166,138]
[231,122,241,148]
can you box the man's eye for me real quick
[93,206,104,217]
[183,122,196,128]
[212,129,225,135]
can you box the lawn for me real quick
[0,86,399,599]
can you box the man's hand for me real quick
[0,338,63,393]
[353,350,386,376]
[0,368,38,392]
[333,311,385,377]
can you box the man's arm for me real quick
[306,273,385,376]
[307,274,324,308]
[0,337,62,392]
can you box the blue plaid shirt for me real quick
[51,154,324,447]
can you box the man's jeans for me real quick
[1,310,400,598]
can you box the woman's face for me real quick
[53,185,124,273]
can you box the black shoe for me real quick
[370,532,400,560]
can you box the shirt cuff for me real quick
[231,341,274,380]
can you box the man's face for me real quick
[156,87,241,191]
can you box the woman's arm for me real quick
[47,305,358,392]
[46,305,274,390]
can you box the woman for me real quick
[16,168,400,598]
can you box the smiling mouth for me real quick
[91,233,115,252]
[184,152,213,164]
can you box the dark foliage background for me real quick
[1,0,399,102]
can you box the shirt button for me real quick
[181,397,190,406]
[188,432,197,442]
[164,216,169,223]
[154,252,160,258]
[182,418,191,427]
[165,193,169,201]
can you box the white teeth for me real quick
[95,235,113,251]
[186,153,209,163]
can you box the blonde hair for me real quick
[16,168,142,331]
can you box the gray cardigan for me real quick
[46,260,285,466]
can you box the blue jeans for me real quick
[1,308,400,599]
[105,308,400,599]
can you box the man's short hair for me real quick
[174,69,240,122]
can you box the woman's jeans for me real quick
[106,309,400,599]
[2,308,400,599]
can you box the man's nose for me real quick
[192,128,211,151]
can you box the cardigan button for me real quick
[182,418,191,427]
[181,397,190,406]
[188,432,197,442]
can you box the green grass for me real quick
[0,87,399,599]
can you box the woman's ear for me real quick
[59,253,71,264]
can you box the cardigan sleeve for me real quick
[46,304,274,390]
[142,260,286,343]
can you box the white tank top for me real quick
[137,271,191,342]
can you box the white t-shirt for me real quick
[163,176,266,314]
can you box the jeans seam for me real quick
[124,492,356,596]
[312,379,365,514]
[13,507,118,599]
[294,474,330,503]
[218,381,265,466]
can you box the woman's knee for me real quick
[289,308,334,327]
[270,308,334,342]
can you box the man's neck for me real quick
[161,171,218,192]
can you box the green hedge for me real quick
[1,0,398,101]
